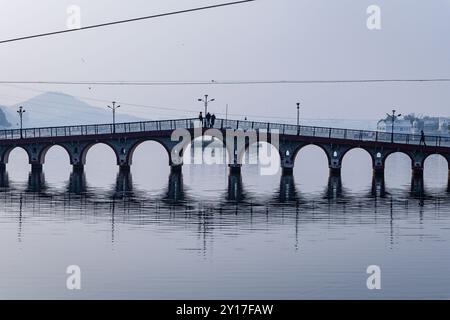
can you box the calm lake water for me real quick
[0,142,449,299]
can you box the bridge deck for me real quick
[1,118,450,149]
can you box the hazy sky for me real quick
[0,0,449,122]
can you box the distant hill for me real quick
[5,92,145,128]
[0,106,11,128]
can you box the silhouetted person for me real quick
[210,114,216,128]
[420,130,426,146]
[206,112,211,128]
[198,112,203,127]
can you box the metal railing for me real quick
[2,117,450,148]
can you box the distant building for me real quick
[423,119,438,134]
[412,120,420,135]
[439,118,450,136]
[378,116,450,137]
[377,119,412,134]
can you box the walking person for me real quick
[198,112,204,127]
[419,130,426,146]
[206,112,211,128]
[210,114,216,128]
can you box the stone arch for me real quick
[2,145,32,164]
[37,144,73,165]
[340,147,374,187]
[383,150,415,168]
[340,147,375,165]
[422,153,449,168]
[423,153,450,180]
[289,143,330,190]
[292,143,332,165]
[127,138,173,166]
[80,142,120,166]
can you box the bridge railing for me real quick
[2,117,450,148]
[7,118,198,140]
[216,118,450,148]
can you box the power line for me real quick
[0,0,256,44]
[0,78,450,86]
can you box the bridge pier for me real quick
[371,173,385,197]
[115,169,133,195]
[31,163,43,173]
[329,167,341,177]
[327,174,342,198]
[228,172,244,202]
[373,166,385,177]
[447,172,450,193]
[281,166,294,176]
[68,170,87,194]
[0,169,9,189]
[278,174,297,202]
[170,164,183,174]
[412,167,424,178]
[119,164,131,173]
[166,170,184,202]
[411,174,425,197]
[73,164,84,173]
[0,163,5,172]
[229,164,242,175]
[27,170,46,192]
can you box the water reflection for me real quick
[0,170,9,189]
[67,170,87,194]
[227,173,245,202]
[371,174,386,198]
[4,169,450,230]
[0,166,447,247]
[27,170,47,193]
[113,169,133,198]
[164,171,185,204]
[277,174,298,202]
[1,168,447,210]
[326,174,343,199]
[411,175,425,199]
[3,150,450,299]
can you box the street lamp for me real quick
[198,94,215,116]
[107,101,121,133]
[387,109,402,143]
[296,102,300,126]
[17,106,26,139]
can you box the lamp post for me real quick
[387,109,402,143]
[296,102,300,126]
[198,94,215,115]
[225,104,229,122]
[17,106,25,139]
[107,101,121,133]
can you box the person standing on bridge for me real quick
[198,112,204,127]
[210,114,216,128]
[420,130,427,146]
[206,112,212,128]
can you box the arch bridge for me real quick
[1,118,449,180]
